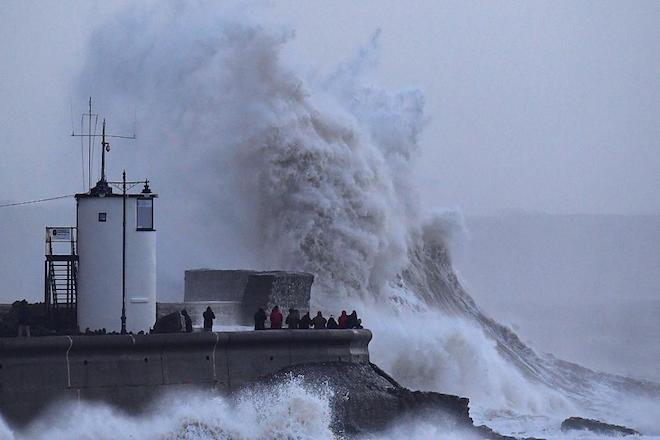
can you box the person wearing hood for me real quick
[203,306,215,331]
[298,312,312,329]
[327,315,339,329]
[285,308,299,329]
[270,306,283,329]
[338,310,349,329]
[347,310,359,329]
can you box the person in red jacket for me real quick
[270,306,283,329]
[338,310,349,329]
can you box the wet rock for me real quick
[262,361,538,439]
[561,416,639,436]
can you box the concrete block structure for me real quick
[184,270,313,325]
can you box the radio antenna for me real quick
[72,98,136,190]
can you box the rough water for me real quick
[3,3,659,439]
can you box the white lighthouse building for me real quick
[63,113,157,333]
[76,176,156,333]
[43,104,157,334]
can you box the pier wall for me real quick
[0,329,371,425]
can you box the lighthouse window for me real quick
[98,212,107,222]
[136,198,153,230]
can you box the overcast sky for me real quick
[1,0,658,215]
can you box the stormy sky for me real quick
[1,0,658,215]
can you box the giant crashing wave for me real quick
[79,3,660,435]
[401,219,660,398]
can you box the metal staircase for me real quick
[45,227,78,331]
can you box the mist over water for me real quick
[3,3,657,438]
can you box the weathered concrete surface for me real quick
[241,271,313,323]
[184,269,313,324]
[0,329,370,426]
[184,269,252,302]
[156,301,242,326]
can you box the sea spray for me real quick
[73,2,660,437]
[364,307,571,414]
[7,376,335,440]
[79,2,423,304]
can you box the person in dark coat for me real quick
[254,308,267,330]
[338,310,349,329]
[181,309,193,333]
[327,315,338,329]
[203,306,215,331]
[298,312,312,329]
[347,311,359,329]
[270,306,283,329]
[311,311,327,329]
[285,308,299,329]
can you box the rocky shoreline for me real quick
[261,361,537,439]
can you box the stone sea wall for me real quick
[0,329,371,425]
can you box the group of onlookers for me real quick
[254,306,363,330]
[154,305,364,333]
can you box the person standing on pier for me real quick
[327,315,338,329]
[270,306,283,329]
[338,310,349,329]
[312,311,327,329]
[254,308,267,330]
[181,309,193,333]
[203,306,215,331]
[286,308,300,329]
[298,311,312,329]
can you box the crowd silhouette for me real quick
[254,307,363,330]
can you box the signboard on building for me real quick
[48,227,72,241]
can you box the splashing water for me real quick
[3,377,334,440]
[44,2,660,438]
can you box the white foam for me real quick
[8,376,334,440]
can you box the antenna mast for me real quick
[101,119,108,182]
[72,98,136,191]
[87,98,93,188]
[72,97,98,190]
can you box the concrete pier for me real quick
[0,329,371,425]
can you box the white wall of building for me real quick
[77,194,156,333]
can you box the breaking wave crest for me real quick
[70,2,660,437]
